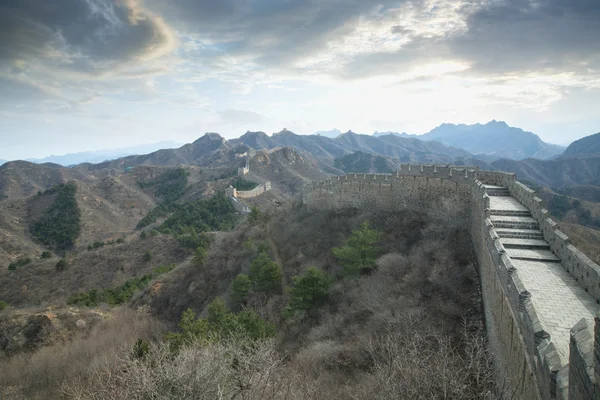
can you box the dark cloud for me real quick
[150,0,404,67]
[0,0,174,75]
[150,0,600,80]
[449,0,600,75]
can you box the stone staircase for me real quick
[487,187,558,263]
[484,184,597,364]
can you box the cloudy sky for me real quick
[1,0,599,159]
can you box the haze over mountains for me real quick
[0,121,596,199]
[316,120,565,161]
[0,141,182,167]
[0,120,571,169]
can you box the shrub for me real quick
[140,231,147,240]
[249,252,282,294]
[56,259,68,272]
[0,300,8,311]
[192,246,207,267]
[131,339,150,360]
[143,250,152,262]
[232,177,259,191]
[8,258,32,271]
[67,264,176,307]
[248,206,262,224]
[287,267,332,312]
[333,221,382,276]
[138,168,188,204]
[32,182,81,250]
[159,192,238,235]
[231,274,251,307]
[40,251,52,259]
[116,237,125,244]
[165,299,275,351]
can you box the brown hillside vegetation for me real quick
[0,200,493,399]
[560,223,600,266]
[0,307,167,400]
[81,200,493,399]
[246,147,329,194]
[0,235,186,307]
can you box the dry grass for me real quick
[0,307,167,400]
[0,234,187,307]
[560,223,600,265]
[2,199,497,399]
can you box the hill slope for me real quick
[232,130,474,164]
[562,132,600,157]
[422,120,565,160]
[491,156,600,189]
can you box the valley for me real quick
[0,128,599,399]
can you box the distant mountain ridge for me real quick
[314,129,342,138]
[231,129,473,165]
[562,132,600,157]
[2,141,182,167]
[419,120,565,160]
[372,131,415,138]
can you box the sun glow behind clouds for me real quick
[0,0,599,159]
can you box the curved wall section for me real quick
[302,165,600,400]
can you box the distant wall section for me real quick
[304,166,476,211]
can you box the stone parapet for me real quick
[302,165,600,399]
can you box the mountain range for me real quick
[490,131,600,201]
[2,127,599,273]
[414,120,565,160]
[562,132,600,157]
[314,121,565,161]
[1,141,182,167]
[1,121,571,168]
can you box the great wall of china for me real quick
[226,157,272,213]
[303,165,600,400]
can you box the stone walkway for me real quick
[484,184,599,363]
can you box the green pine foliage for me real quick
[0,300,8,311]
[249,252,282,294]
[40,251,52,259]
[136,168,189,229]
[66,264,176,307]
[32,183,81,250]
[287,267,332,312]
[192,246,207,267]
[138,168,189,203]
[165,298,275,352]
[131,339,150,360]
[231,274,251,307]
[55,259,68,272]
[333,221,382,277]
[159,192,238,235]
[248,206,263,225]
[232,177,259,191]
[8,257,32,271]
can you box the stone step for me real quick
[505,248,560,262]
[490,216,540,230]
[495,229,544,240]
[500,238,551,250]
[487,189,511,197]
[491,209,532,217]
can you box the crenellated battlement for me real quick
[303,165,600,400]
